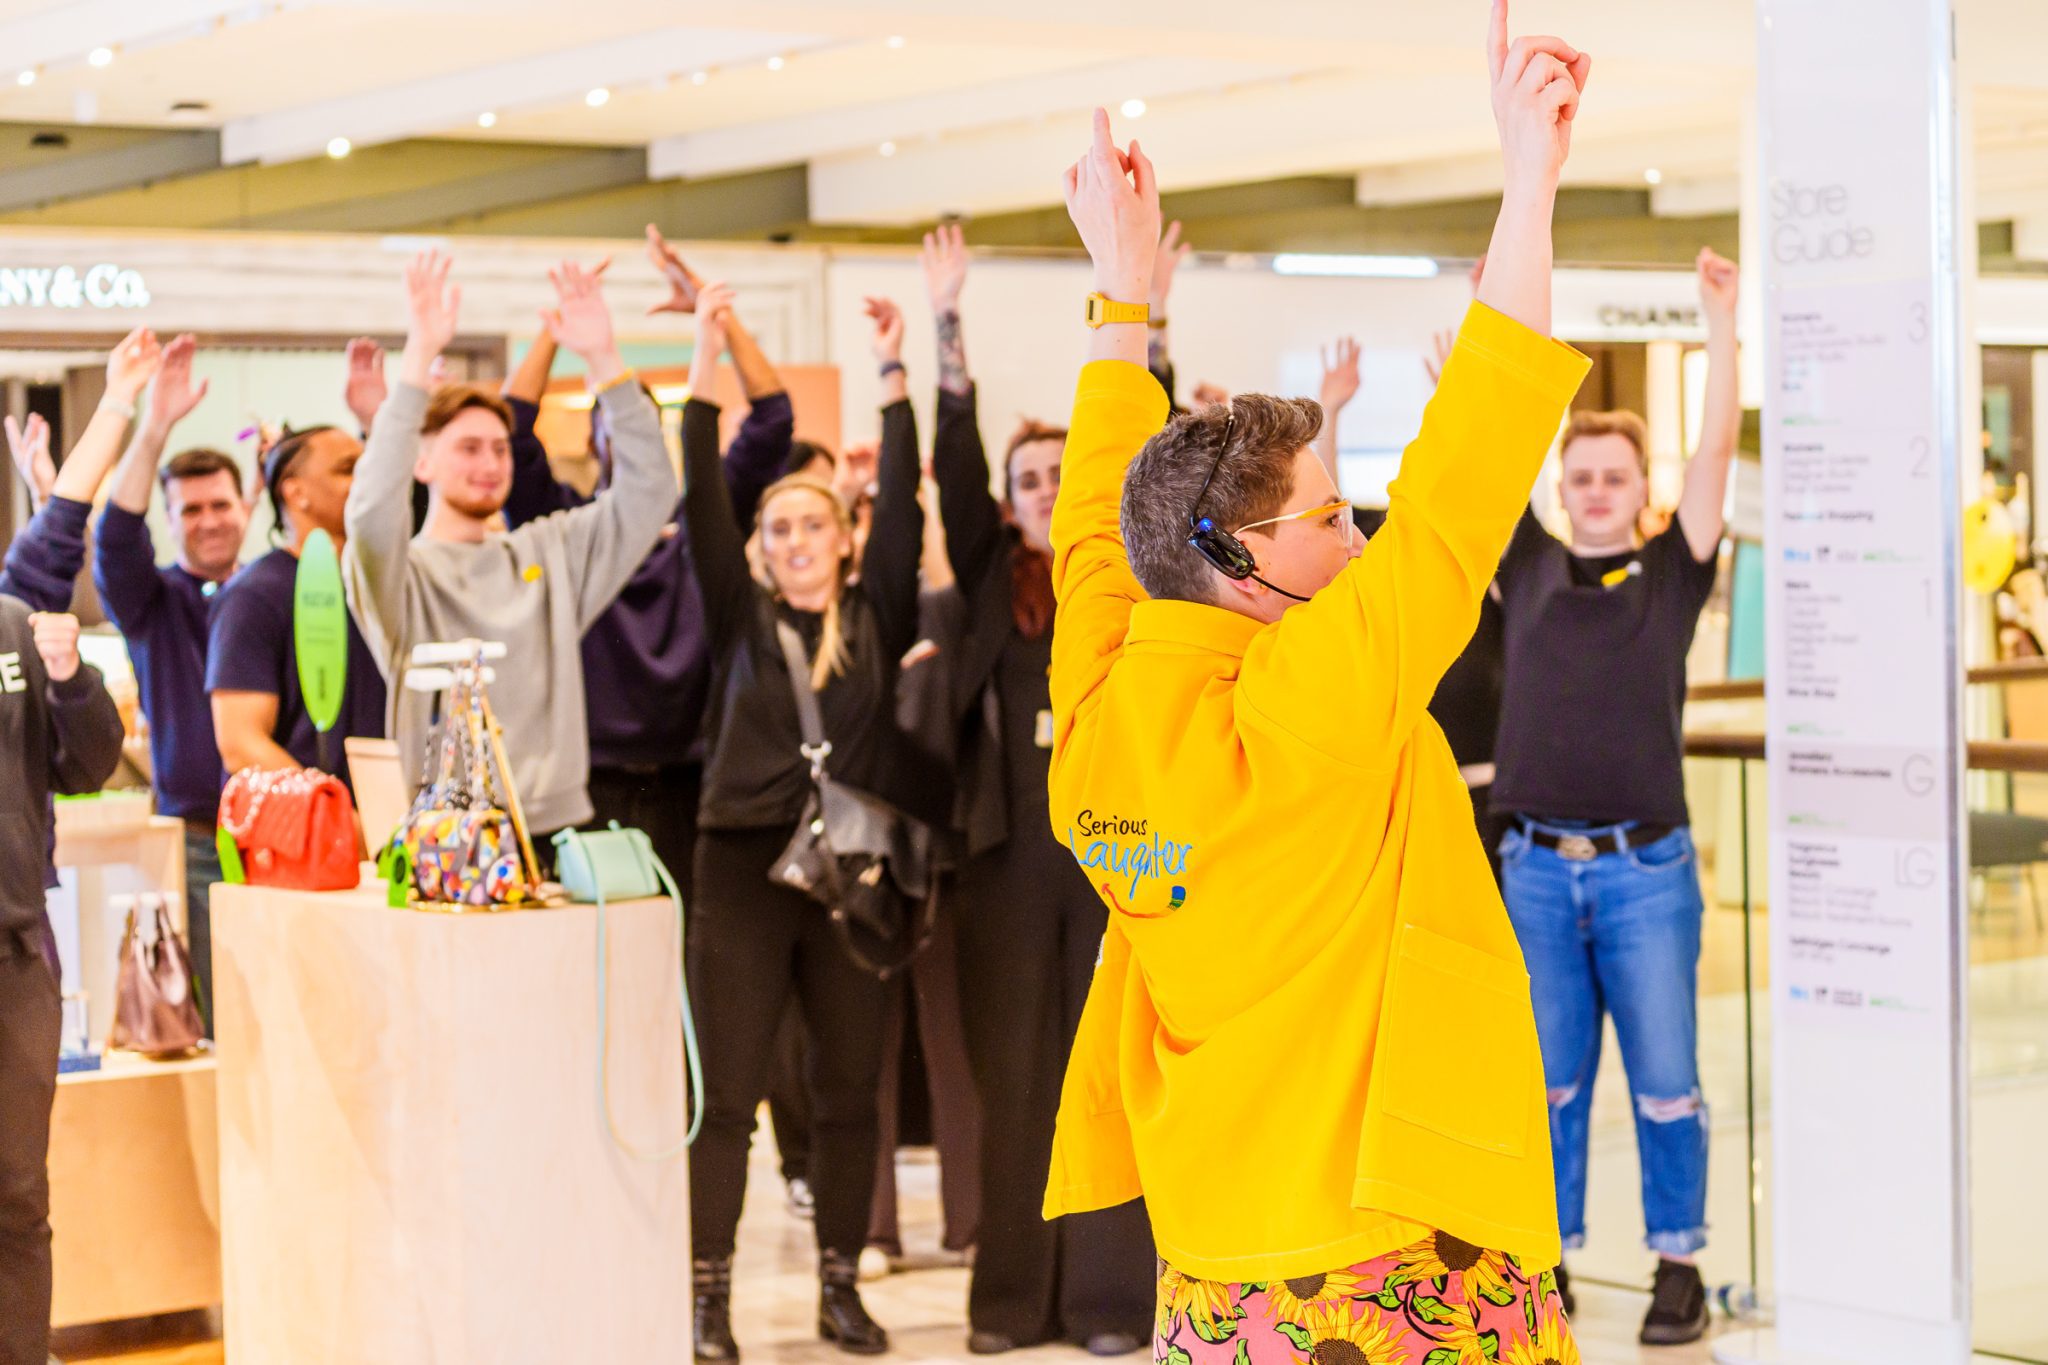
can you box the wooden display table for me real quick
[211,881,691,1364]
[50,1053,220,1329]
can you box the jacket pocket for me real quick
[1377,923,1534,1157]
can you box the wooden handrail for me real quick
[1683,732,2048,773]
[1686,656,2048,705]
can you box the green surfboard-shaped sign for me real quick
[294,529,348,735]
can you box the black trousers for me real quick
[586,762,703,912]
[688,826,889,1263]
[954,817,1154,1344]
[0,921,59,1365]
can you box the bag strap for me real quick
[774,620,832,779]
[829,879,941,981]
[562,826,703,1162]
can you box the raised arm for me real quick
[533,260,680,629]
[678,286,756,645]
[1146,221,1189,399]
[30,611,123,795]
[860,300,927,662]
[1314,335,1361,486]
[919,229,1006,590]
[1471,0,1589,338]
[344,251,456,671]
[500,328,590,528]
[1241,0,1593,764]
[1676,247,1739,561]
[720,295,796,528]
[93,335,206,628]
[1047,109,1168,772]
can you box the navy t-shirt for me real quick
[206,547,387,784]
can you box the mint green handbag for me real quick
[553,823,703,1157]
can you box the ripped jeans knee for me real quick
[1635,1088,1706,1124]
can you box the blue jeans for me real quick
[1499,821,1708,1257]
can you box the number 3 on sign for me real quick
[1907,300,1929,344]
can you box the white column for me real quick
[1718,2,1973,1364]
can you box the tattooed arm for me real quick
[921,223,972,398]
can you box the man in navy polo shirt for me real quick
[93,334,242,1023]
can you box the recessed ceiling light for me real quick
[1645,167,1664,185]
[477,110,497,128]
[766,55,786,71]
[585,86,610,107]
[87,47,114,68]
[168,100,210,120]
[326,136,351,159]
[691,69,709,85]
[16,69,35,87]
[879,140,897,157]
[1120,97,1147,119]
[886,35,905,49]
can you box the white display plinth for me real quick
[211,880,690,1364]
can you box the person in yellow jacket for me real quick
[1043,7,1595,1362]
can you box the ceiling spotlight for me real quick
[886,35,905,49]
[326,136,351,159]
[766,54,786,71]
[477,110,497,128]
[16,69,36,87]
[585,86,610,107]
[879,140,897,157]
[87,46,115,68]
[1120,97,1147,119]
[691,69,709,85]
[168,100,211,121]
[1644,167,1664,185]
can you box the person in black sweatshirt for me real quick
[919,229,1154,1357]
[683,282,940,1361]
[0,600,123,1365]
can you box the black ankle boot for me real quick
[819,1249,889,1355]
[694,1256,739,1363]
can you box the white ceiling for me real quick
[0,0,2045,237]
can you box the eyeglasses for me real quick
[1234,498,1356,550]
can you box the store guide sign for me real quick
[0,263,150,310]
[1731,1,1970,1363]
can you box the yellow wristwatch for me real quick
[1084,293,1150,329]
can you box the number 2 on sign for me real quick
[1909,435,1931,477]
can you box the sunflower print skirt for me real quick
[1154,1228,1576,1365]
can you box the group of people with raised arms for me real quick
[0,2,1747,1360]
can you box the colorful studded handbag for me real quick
[391,656,537,909]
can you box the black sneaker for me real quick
[1640,1259,1710,1346]
[1553,1263,1576,1317]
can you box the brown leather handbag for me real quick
[108,895,206,1056]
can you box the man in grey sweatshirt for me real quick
[343,252,679,837]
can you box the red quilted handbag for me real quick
[219,767,362,892]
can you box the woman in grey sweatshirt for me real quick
[343,252,678,840]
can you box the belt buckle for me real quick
[1556,834,1600,862]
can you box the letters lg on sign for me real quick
[0,265,151,311]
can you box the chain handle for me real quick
[219,767,327,841]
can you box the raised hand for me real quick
[1696,247,1739,328]
[1149,220,1191,311]
[5,413,54,506]
[147,334,210,434]
[540,260,616,359]
[344,337,388,429]
[1422,328,1457,386]
[1487,0,1590,196]
[837,440,879,505]
[400,251,460,389]
[105,326,164,406]
[1062,107,1161,304]
[645,224,703,316]
[1191,381,1231,411]
[864,297,905,364]
[920,223,969,315]
[687,281,736,396]
[29,611,80,683]
[1319,336,1362,415]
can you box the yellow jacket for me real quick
[1042,302,1591,1283]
